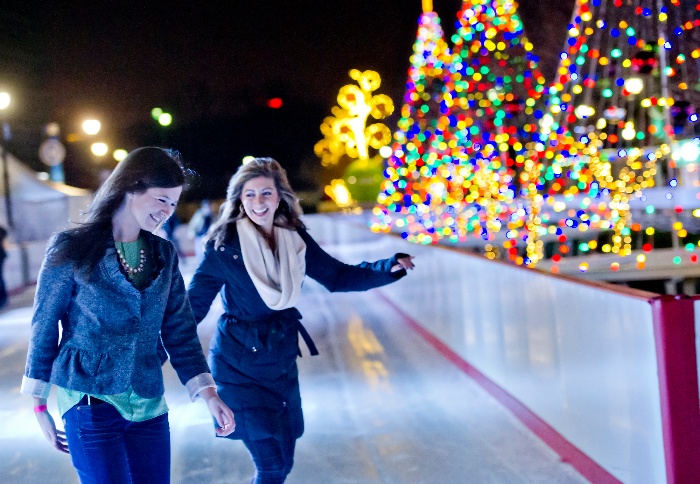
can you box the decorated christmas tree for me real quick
[372,0,546,265]
[529,0,700,270]
[372,0,454,240]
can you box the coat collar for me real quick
[100,230,168,292]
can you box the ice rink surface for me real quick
[0,257,587,483]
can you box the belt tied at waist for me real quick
[296,320,318,357]
[224,314,319,357]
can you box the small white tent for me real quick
[0,147,92,243]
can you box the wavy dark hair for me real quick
[49,147,187,275]
[206,157,305,249]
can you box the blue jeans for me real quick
[243,436,296,484]
[63,400,170,484]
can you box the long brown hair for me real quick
[49,147,188,275]
[206,157,304,248]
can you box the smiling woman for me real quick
[187,157,415,483]
[20,146,236,483]
[116,186,182,239]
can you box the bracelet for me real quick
[33,404,48,413]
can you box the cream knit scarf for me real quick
[237,217,306,310]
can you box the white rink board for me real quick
[305,214,666,484]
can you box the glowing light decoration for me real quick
[372,0,546,258]
[526,0,700,262]
[368,0,700,273]
[624,77,644,95]
[324,179,354,209]
[315,70,394,167]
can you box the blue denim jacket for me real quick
[22,230,213,400]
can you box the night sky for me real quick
[1,0,575,198]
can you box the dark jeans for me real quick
[243,435,296,484]
[63,399,170,484]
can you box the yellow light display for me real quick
[315,70,394,167]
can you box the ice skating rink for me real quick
[0,255,586,484]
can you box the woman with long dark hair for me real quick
[22,147,235,483]
[188,157,414,483]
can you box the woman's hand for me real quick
[199,388,236,437]
[391,255,415,272]
[34,404,69,454]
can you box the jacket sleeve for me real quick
[159,248,213,395]
[299,228,407,293]
[187,240,226,323]
[21,234,76,397]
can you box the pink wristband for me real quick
[33,404,48,413]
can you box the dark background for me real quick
[0,0,575,200]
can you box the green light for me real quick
[420,105,429,113]
[158,112,172,126]
[645,205,655,214]
[685,243,695,251]
[673,256,682,265]
[576,56,585,66]
[151,107,163,120]
[578,243,589,252]
[602,88,613,98]
[636,132,645,140]
[621,227,631,236]
[611,48,622,58]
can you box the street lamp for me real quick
[82,119,101,136]
[113,149,128,162]
[0,91,12,229]
[90,142,108,157]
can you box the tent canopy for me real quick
[0,146,92,242]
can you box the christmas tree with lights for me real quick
[372,0,454,240]
[373,0,546,263]
[530,0,700,270]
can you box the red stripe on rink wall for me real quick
[650,296,700,484]
[375,291,623,484]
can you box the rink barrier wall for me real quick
[304,214,700,484]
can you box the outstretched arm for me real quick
[300,229,413,293]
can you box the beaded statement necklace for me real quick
[115,239,147,276]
